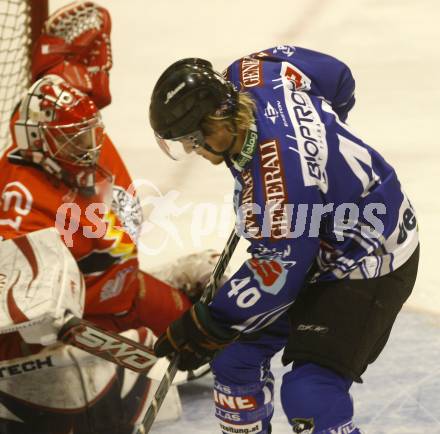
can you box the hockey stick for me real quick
[58,317,158,373]
[1,320,206,383]
[139,229,240,434]
[0,326,157,379]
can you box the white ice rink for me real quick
[48,1,440,432]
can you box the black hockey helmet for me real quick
[149,58,237,141]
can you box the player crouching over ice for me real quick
[149,50,419,433]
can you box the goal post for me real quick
[29,0,48,55]
[0,0,48,152]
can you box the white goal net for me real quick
[0,0,32,153]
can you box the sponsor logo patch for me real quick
[264,101,279,124]
[236,171,261,239]
[296,324,329,334]
[282,62,311,91]
[219,420,262,434]
[273,45,296,57]
[259,140,289,239]
[215,407,242,422]
[67,323,156,371]
[0,181,33,230]
[240,57,262,88]
[214,390,257,411]
[285,91,329,193]
[0,356,53,378]
[291,418,315,433]
[164,82,186,104]
[233,128,258,170]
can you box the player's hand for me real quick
[154,302,238,370]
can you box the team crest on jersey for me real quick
[246,257,287,295]
[100,266,135,302]
[291,418,315,433]
[76,186,142,273]
[111,185,143,243]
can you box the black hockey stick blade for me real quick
[139,230,240,434]
[59,316,157,373]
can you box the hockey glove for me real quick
[154,302,238,370]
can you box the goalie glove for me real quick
[149,249,230,303]
[154,302,238,371]
[32,1,112,108]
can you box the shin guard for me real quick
[214,373,274,434]
[281,363,362,434]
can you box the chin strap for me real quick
[201,121,238,158]
[197,122,258,168]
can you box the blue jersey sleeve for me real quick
[209,233,319,334]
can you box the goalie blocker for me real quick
[0,227,85,346]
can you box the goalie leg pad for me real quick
[281,363,362,434]
[0,327,180,434]
[0,351,150,433]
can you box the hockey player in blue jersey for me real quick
[148,46,419,434]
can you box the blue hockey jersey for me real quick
[209,46,419,333]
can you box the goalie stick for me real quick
[58,317,158,373]
[139,229,240,434]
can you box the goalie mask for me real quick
[32,1,112,109]
[14,75,110,197]
[149,58,238,160]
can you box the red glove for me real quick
[87,271,192,335]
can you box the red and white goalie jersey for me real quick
[0,133,192,360]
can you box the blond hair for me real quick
[201,92,256,135]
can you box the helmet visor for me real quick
[42,116,105,166]
[155,130,204,161]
